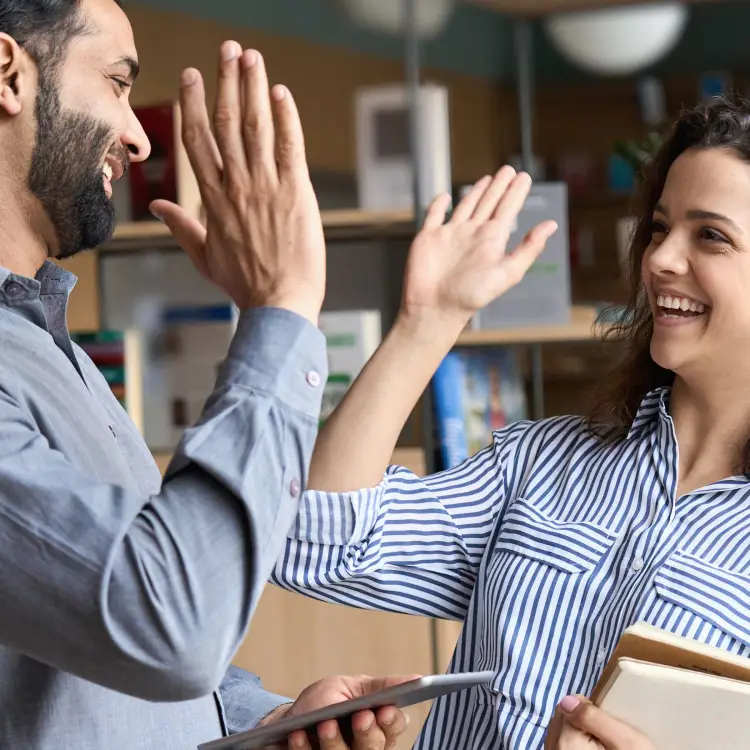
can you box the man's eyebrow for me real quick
[113,55,139,82]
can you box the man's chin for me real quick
[55,222,116,260]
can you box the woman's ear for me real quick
[0,33,26,117]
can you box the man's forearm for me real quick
[0,308,327,702]
[308,312,461,492]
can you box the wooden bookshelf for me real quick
[105,209,416,252]
[457,305,600,346]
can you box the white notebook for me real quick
[591,623,750,750]
[597,657,750,749]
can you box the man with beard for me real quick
[0,1,410,749]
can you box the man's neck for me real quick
[0,191,49,279]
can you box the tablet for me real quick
[197,671,496,750]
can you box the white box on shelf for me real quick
[472,182,571,330]
[355,83,451,212]
[319,310,382,423]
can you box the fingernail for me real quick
[242,49,258,68]
[321,726,338,741]
[362,716,374,731]
[272,85,286,101]
[222,41,239,61]
[149,206,163,221]
[560,695,580,713]
[181,69,197,87]
[292,736,307,748]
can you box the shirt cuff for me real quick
[221,307,328,420]
[293,477,387,546]
[218,665,293,733]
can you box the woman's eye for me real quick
[700,226,730,244]
[650,219,668,237]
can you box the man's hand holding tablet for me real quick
[260,675,417,750]
[201,672,496,750]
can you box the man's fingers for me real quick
[213,40,249,184]
[273,84,308,181]
[241,50,277,183]
[356,674,422,695]
[373,706,408,749]
[149,200,209,277]
[349,710,390,750]
[450,175,492,223]
[179,68,222,199]
[472,166,518,223]
[422,193,452,230]
[316,719,349,750]
[285,730,311,750]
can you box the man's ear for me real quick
[0,33,27,117]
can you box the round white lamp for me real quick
[340,0,455,39]
[545,3,689,76]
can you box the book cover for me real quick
[319,310,382,425]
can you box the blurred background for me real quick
[59,0,750,742]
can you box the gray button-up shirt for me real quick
[0,261,327,749]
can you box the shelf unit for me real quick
[103,209,416,252]
[458,305,599,346]
[87,209,607,431]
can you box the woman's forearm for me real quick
[307,313,462,491]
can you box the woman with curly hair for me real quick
[275,97,750,750]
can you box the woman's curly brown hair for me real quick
[588,97,750,474]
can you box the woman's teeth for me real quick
[656,294,706,316]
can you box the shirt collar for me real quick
[626,386,671,440]
[0,260,77,305]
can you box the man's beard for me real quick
[28,67,126,259]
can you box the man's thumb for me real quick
[149,200,208,275]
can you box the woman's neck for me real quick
[669,376,750,493]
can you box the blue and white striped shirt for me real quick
[274,388,750,749]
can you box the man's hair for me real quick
[0,0,122,72]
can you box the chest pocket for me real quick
[654,550,750,650]
[494,497,616,574]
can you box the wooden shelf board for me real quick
[104,209,415,252]
[457,305,600,346]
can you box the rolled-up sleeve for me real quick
[273,423,528,621]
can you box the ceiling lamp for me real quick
[545,3,689,76]
[340,0,455,39]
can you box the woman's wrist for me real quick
[393,307,470,352]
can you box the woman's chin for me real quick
[650,341,686,375]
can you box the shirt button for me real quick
[596,648,607,665]
[631,557,644,572]
[5,281,24,298]
[290,479,301,498]
[306,370,321,388]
